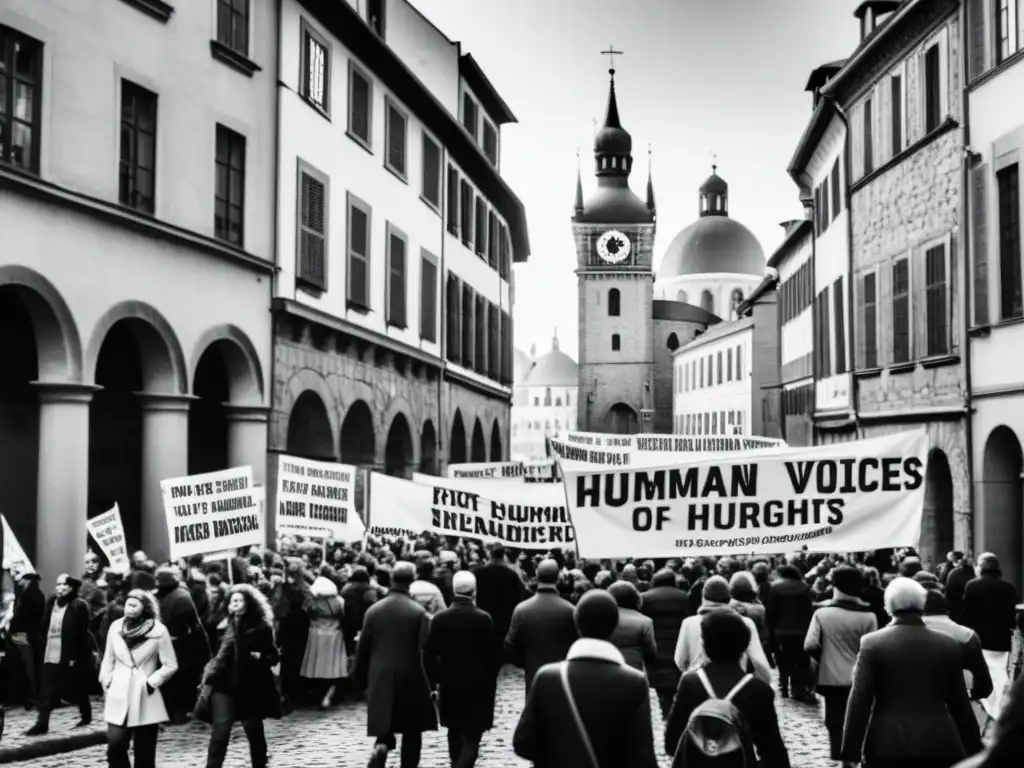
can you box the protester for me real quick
[665,608,790,768]
[512,589,658,768]
[729,569,767,645]
[100,589,178,768]
[946,554,976,624]
[300,575,348,710]
[606,580,657,673]
[474,545,526,662]
[639,568,689,719]
[410,560,446,618]
[766,564,814,701]
[273,558,311,711]
[82,551,110,631]
[201,583,282,768]
[8,570,44,709]
[923,589,993,702]
[841,577,983,768]
[155,565,210,724]
[423,571,500,768]
[353,560,437,768]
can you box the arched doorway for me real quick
[286,391,334,460]
[920,448,954,571]
[701,290,714,314]
[450,410,467,465]
[340,400,375,467]
[471,418,486,462]
[420,420,437,475]
[189,346,229,474]
[384,413,413,478]
[606,402,637,435]
[490,420,502,462]
[89,317,180,553]
[982,426,1024,589]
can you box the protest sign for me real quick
[448,461,530,480]
[370,472,575,548]
[1,515,34,574]
[560,430,929,559]
[632,435,787,453]
[276,455,365,540]
[86,504,130,572]
[550,436,632,467]
[161,466,263,559]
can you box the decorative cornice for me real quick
[33,382,101,405]
[135,392,197,412]
[222,404,270,423]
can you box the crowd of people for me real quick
[1,535,1023,768]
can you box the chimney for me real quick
[854,1,901,42]
[779,219,802,234]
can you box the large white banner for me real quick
[560,430,929,558]
[161,466,263,559]
[86,504,130,573]
[1,515,34,574]
[276,455,365,540]
[552,431,788,469]
[370,472,574,549]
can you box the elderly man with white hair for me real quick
[841,577,983,768]
[423,570,500,768]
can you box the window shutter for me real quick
[878,261,893,365]
[834,276,847,374]
[298,171,327,289]
[420,256,437,342]
[967,0,987,82]
[475,198,487,258]
[488,212,498,269]
[447,274,461,364]
[855,274,866,368]
[475,295,486,373]
[972,163,989,326]
[881,75,893,161]
[446,166,459,235]
[348,202,369,308]
[462,285,474,366]
[488,302,499,379]
[386,231,406,327]
[831,159,841,218]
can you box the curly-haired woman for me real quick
[200,583,282,768]
[99,588,178,768]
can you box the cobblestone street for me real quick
[14,667,831,767]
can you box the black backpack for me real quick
[673,668,757,768]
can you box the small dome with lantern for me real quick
[525,331,579,387]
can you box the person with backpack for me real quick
[664,609,790,768]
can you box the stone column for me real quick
[223,405,269,486]
[137,393,193,562]
[34,382,98,585]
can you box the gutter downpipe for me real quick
[437,157,448,476]
[959,6,977,557]
[822,95,859,439]
[792,170,817,445]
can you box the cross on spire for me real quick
[601,45,623,74]
[711,151,718,174]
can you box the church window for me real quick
[608,288,621,316]
[736,345,743,378]
[717,351,723,384]
[545,421,551,431]
[701,196,708,213]
[676,289,688,303]
[707,354,713,385]
[566,392,571,406]
[731,289,744,315]
[699,358,704,387]
[611,334,621,351]
[667,333,679,351]
[701,290,714,314]
[545,387,552,406]
[555,419,561,431]
[533,397,539,406]
[727,349,733,381]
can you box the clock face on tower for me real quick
[596,230,631,264]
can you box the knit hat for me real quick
[702,575,731,604]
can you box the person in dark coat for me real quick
[201,583,281,768]
[423,570,500,768]
[961,554,1018,654]
[473,545,526,664]
[841,577,983,768]
[353,561,437,768]
[8,571,45,709]
[513,589,658,768]
[640,568,690,719]
[766,564,814,700]
[945,557,976,624]
[80,551,109,633]
[26,574,96,734]
[504,558,577,697]
[155,566,210,724]
[665,609,790,768]
[272,559,311,710]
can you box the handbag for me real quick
[559,662,600,768]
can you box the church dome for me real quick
[525,333,578,387]
[658,217,765,278]
[699,172,728,196]
[513,348,534,384]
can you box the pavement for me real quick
[6,667,833,767]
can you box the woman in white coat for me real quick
[99,589,178,768]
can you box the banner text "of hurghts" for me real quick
[574,456,924,532]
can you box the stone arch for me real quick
[420,420,438,475]
[700,290,714,315]
[286,390,336,460]
[471,418,486,462]
[490,419,502,462]
[676,289,688,304]
[378,396,419,469]
[667,332,680,351]
[280,368,340,453]
[920,447,955,571]
[86,301,187,393]
[384,413,414,478]
[340,400,376,467]
[190,324,264,405]
[0,265,83,382]
[450,409,467,465]
[605,402,637,435]
[982,425,1024,589]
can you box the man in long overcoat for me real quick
[474,545,526,663]
[638,568,689,717]
[353,561,437,768]
[423,570,500,768]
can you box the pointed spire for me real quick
[603,68,622,129]
[646,143,656,214]
[573,147,584,216]
[552,328,560,352]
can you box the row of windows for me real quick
[675,345,746,393]
[447,165,512,280]
[779,260,813,324]
[814,156,844,236]
[444,274,512,385]
[512,420,567,435]
[781,385,814,419]
[814,277,847,377]
[969,0,1021,80]
[460,90,499,167]
[674,410,746,437]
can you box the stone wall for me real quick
[652,317,705,433]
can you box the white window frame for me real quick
[919,26,950,136]
[461,88,479,142]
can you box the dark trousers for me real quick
[107,723,158,768]
[279,644,305,705]
[775,634,808,697]
[447,729,481,768]
[205,692,267,768]
[655,688,675,720]
[377,731,422,768]
[36,662,90,726]
[818,685,851,760]
[12,641,37,705]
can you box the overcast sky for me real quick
[410,0,865,360]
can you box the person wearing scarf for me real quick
[99,589,178,768]
[26,574,96,735]
[672,575,772,684]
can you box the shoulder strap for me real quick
[695,667,717,699]
[559,662,600,768]
[724,673,754,702]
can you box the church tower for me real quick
[572,57,656,434]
